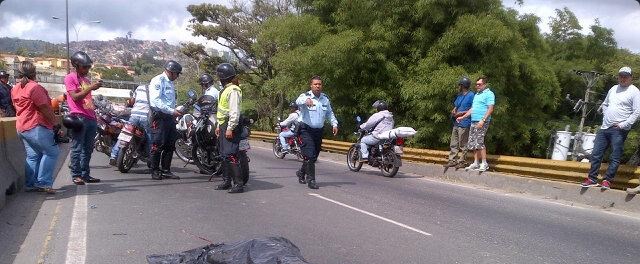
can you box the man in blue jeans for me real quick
[582,67,640,190]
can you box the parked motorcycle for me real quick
[272,117,303,160]
[175,98,197,164]
[115,120,149,173]
[94,103,126,157]
[188,90,224,175]
[346,116,413,177]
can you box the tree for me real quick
[15,47,29,57]
[95,67,134,81]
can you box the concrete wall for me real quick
[40,83,132,98]
[0,117,25,209]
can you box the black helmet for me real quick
[458,77,471,89]
[199,73,214,86]
[62,115,84,132]
[215,63,236,81]
[70,51,93,68]
[0,70,8,77]
[289,101,298,110]
[164,60,182,74]
[372,100,388,112]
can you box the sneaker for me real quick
[580,178,599,188]
[162,171,180,180]
[465,163,480,171]
[626,186,640,194]
[600,180,611,190]
[82,176,101,183]
[478,163,489,172]
[109,158,116,166]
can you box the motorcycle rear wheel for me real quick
[116,142,138,173]
[192,145,223,175]
[347,146,363,172]
[380,151,399,177]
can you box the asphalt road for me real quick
[3,140,640,264]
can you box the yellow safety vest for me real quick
[216,83,242,125]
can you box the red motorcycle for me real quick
[115,121,149,173]
[94,104,125,157]
[272,119,303,160]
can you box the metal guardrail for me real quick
[250,131,640,190]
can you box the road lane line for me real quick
[65,185,88,264]
[309,193,432,237]
[38,201,62,264]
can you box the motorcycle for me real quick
[188,90,224,176]
[175,99,197,164]
[94,103,126,157]
[346,116,414,178]
[272,117,303,160]
[115,120,149,172]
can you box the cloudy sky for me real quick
[0,0,638,52]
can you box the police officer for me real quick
[0,70,15,117]
[199,73,220,101]
[295,75,338,189]
[148,60,183,180]
[214,63,245,193]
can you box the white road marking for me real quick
[65,185,87,264]
[309,193,432,237]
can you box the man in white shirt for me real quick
[582,66,640,190]
[278,102,300,153]
[199,73,220,101]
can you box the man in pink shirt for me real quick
[65,51,102,185]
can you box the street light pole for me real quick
[65,0,70,73]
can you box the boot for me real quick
[297,162,307,184]
[306,161,318,189]
[151,169,163,180]
[227,161,244,193]
[215,162,232,190]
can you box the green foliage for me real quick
[94,67,134,81]
[185,0,640,158]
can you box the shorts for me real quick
[467,121,490,150]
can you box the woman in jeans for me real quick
[11,61,61,194]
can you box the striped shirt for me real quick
[130,85,149,119]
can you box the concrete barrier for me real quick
[0,117,70,211]
[250,131,640,191]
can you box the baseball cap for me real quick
[619,66,632,76]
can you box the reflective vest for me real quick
[216,83,242,125]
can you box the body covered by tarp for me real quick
[146,236,309,264]
[376,127,417,140]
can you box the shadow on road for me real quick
[244,179,284,192]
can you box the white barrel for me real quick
[581,133,596,154]
[551,131,572,161]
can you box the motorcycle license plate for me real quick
[118,133,133,142]
[394,145,404,154]
[239,139,250,151]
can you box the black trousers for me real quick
[149,112,177,171]
[218,122,241,162]
[299,124,324,162]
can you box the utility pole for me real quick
[571,70,604,160]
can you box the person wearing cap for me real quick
[582,66,640,190]
[148,60,183,180]
[278,102,300,154]
[0,70,16,117]
[445,77,475,168]
[65,51,103,185]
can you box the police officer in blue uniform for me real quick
[295,75,338,189]
[148,60,183,180]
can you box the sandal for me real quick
[72,177,85,185]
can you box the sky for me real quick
[0,0,638,52]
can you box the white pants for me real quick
[360,135,380,159]
[279,130,295,150]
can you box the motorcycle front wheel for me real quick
[272,137,286,159]
[175,137,193,163]
[116,141,138,173]
[380,151,400,177]
[347,146,363,172]
[192,145,223,175]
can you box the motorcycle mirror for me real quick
[356,116,361,123]
[187,89,197,99]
